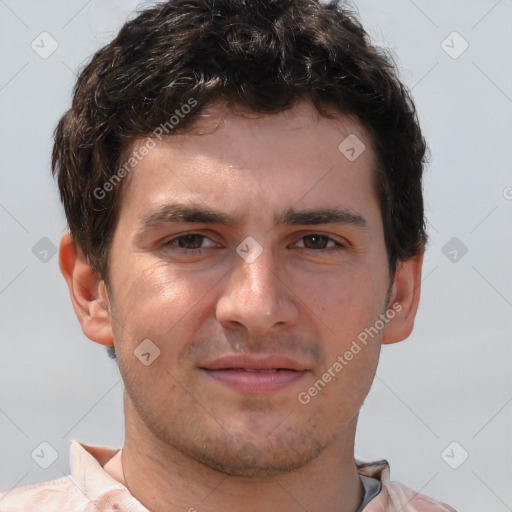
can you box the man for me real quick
[0,0,456,510]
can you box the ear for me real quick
[381,251,424,345]
[58,231,114,347]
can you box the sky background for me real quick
[0,1,511,511]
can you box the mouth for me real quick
[200,355,309,394]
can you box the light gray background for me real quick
[1,1,511,511]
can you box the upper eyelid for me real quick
[165,233,219,246]
[165,232,347,248]
[294,235,344,246]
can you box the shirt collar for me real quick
[69,440,395,511]
[69,440,148,511]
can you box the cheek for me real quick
[289,262,387,400]
[112,260,216,348]
[290,264,386,336]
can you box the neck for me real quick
[106,394,363,512]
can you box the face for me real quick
[102,100,393,476]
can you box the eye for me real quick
[163,233,218,252]
[294,234,345,250]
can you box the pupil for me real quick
[305,235,326,249]
[180,234,202,248]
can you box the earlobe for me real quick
[58,231,114,347]
[381,251,424,345]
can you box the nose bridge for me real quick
[233,246,279,309]
[216,244,297,335]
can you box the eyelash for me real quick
[162,233,346,254]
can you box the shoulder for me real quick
[383,479,457,511]
[357,459,457,511]
[0,475,89,511]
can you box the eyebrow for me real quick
[136,203,369,232]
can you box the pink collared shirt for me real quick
[0,441,456,511]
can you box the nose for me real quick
[215,248,299,337]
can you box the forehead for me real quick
[117,100,379,224]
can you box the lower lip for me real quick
[202,369,307,393]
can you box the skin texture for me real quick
[59,100,423,512]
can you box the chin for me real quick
[173,428,328,477]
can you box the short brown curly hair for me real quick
[52,0,428,288]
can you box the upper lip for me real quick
[200,355,308,371]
